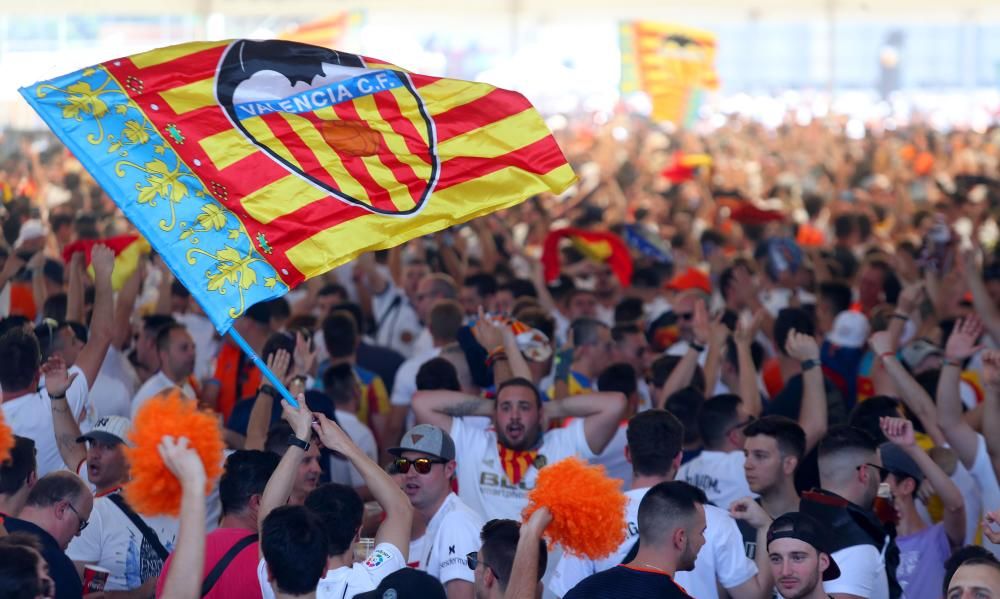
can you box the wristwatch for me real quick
[287,434,310,452]
[258,384,279,399]
[801,359,820,371]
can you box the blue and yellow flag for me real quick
[20,40,575,331]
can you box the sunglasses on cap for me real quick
[393,457,447,474]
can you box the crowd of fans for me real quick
[1,112,1000,599]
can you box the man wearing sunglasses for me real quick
[389,424,483,599]
[799,425,901,599]
[7,471,91,599]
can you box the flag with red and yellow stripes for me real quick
[620,21,719,126]
[21,40,575,332]
[277,12,363,49]
[62,235,151,290]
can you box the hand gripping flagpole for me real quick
[227,328,300,408]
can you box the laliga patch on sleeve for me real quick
[364,548,392,570]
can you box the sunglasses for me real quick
[393,457,447,474]
[676,312,694,322]
[466,551,495,574]
[857,463,890,482]
[65,501,89,533]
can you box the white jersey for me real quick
[824,544,889,599]
[407,493,483,585]
[371,279,422,359]
[328,410,378,488]
[131,371,195,418]
[550,488,757,599]
[450,417,595,521]
[258,542,405,599]
[677,449,756,510]
[66,493,179,591]
[90,346,139,422]
[2,366,89,476]
[590,424,631,490]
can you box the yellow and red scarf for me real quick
[497,444,540,485]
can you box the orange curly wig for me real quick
[123,390,223,516]
[0,411,13,465]
[522,457,627,560]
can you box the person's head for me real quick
[766,513,841,599]
[0,328,41,394]
[774,308,815,358]
[415,357,462,392]
[817,425,881,509]
[570,318,613,375]
[78,416,132,491]
[945,548,1000,598]
[474,519,547,599]
[416,274,457,322]
[879,441,925,512]
[664,386,705,448]
[402,259,431,304]
[848,395,902,444]
[265,422,322,500]
[389,424,456,514]
[698,394,753,452]
[494,378,543,451]
[316,283,348,318]
[322,362,361,409]
[743,416,806,496]
[22,472,93,550]
[626,409,684,480]
[322,310,358,360]
[859,259,900,310]
[947,557,1000,599]
[672,291,707,343]
[219,450,280,521]
[816,281,853,335]
[428,299,463,344]
[34,318,84,365]
[597,363,639,415]
[261,505,328,597]
[136,314,176,370]
[565,288,598,320]
[0,436,37,509]
[0,533,54,599]
[169,279,192,314]
[304,484,365,557]
[461,273,498,316]
[636,481,707,572]
[155,322,196,382]
[611,323,649,375]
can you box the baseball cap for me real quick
[900,339,942,372]
[77,416,133,447]
[879,442,925,483]
[354,568,446,599]
[827,311,870,349]
[766,512,842,581]
[14,219,45,248]
[665,267,711,295]
[388,424,455,461]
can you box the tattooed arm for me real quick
[412,390,494,432]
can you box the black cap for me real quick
[353,568,446,599]
[767,512,842,581]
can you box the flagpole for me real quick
[227,329,300,408]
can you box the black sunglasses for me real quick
[676,312,694,321]
[394,457,447,474]
[65,501,89,533]
[857,463,890,482]
[466,551,495,574]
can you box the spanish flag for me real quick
[62,235,151,290]
[21,40,574,331]
[541,228,633,287]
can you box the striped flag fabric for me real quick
[62,234,151,290]
[20,40,575,331]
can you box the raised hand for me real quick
[734,311,764,347]
[708,314,730,349]
[880,416,916,448]
[293,332,317,378]
[157,435,206,489]
[729,497,772,529]
[265,348,291,386]
[90,244,115,279]
[945,316,984,361]
[692,300,710,346]
[982,350,1000,389]
[784,329,819,362]
[896,283,924,316]
[472,307,505,350]
[311,412,356,456]
[868,330,896,357]
[42,356,78,398]
[280,397,313,441]
[984,510,1000,544]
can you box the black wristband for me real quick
[690,341,706,353]
[891,313,909,321]
[48,391,66,400]
[258,384,279,399]
[287,434,310,452]
[801,359,820,371]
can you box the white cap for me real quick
[14,219,45,248]
[77,416,133,447]
[827,311,870,349]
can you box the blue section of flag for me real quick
[233,70,403,119]
[624,225,672,263]
[20,65,289,332]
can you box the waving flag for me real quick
[63,234,151,290]
[21,40,575,332]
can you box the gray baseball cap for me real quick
[77,415,133,448]
[389,424,455,461]
[879,442,924,483]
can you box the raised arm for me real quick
[65,251,85,324]
[111,262,145,351]
[960,248,1000,342]
[503,508,551,599]
[157,436,208,599]
[702,315,730,399]
[412,390,494,433]
[544,391,626,455]
[728,498,775,599]
[43,357,86,471]
[784,330,827,452]
[881,417,966,548]
[259,397,313,540]
[868,331,946,445]
[74,245,115,390]
[312,413,413,557]
[733,312,764,417]
[245,349,290,451]
[977,350,1000,480]
[937,317,983,469]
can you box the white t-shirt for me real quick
[969,433,1000,557]
[823,544,889,599]
[372,280,422,359]
[258,542,406,599]
[407,493,483,585]
[390,347,442,409]
[2,367,89,476]
[90,346,139,422]
[174,311,219,381]
[66,493,179,592]
[549,488,757,599]
[328,410,378,489]
[677,450,756,510]
[131,371,195,418]
[450,417,595,521]
[591,424,631,490]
